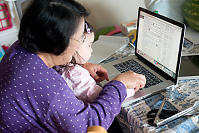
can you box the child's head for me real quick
[73,22,94,64]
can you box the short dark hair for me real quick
[18,0,89,55]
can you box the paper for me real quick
[89,35,129,64]
[182,38,199,56]
[126,89,135,99]
[182,44,199,56]
[182,27,199,56]
[185,27,199,45]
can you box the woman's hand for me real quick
[82,63,109,83]
[113,71,146,92]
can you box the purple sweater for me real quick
[0,41,127,133]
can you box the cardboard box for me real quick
[120,19,137,35]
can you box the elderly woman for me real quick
[0,0,146,132]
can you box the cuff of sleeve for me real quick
[104,80,127,102]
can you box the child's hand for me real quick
[82,63,109,83]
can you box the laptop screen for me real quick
[136,8,184,80]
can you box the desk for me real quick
[118,78,199,133]
[101,45,199,133]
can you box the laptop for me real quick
[100,7,185,103]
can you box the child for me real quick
[53,22,103,103]
[54,22,135,103]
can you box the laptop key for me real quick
[113,59,163,88]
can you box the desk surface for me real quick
[179,55,199,77]
[118,77,199,133]
[101,45,199,133]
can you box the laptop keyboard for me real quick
[113,59,163,88]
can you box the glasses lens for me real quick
[85,21,93,33]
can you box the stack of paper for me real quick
[89,35,129,64]
[183,27,199,56]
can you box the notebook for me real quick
[100,7,185,103]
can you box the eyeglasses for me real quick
[84,21,93,34]
[71,34,86,43]
[70,21,93,43]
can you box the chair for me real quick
[87,126,108,133]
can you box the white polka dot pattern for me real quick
[0,41,127,132]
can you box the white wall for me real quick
[76,0,145,31]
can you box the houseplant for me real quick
[183,0,199,31]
